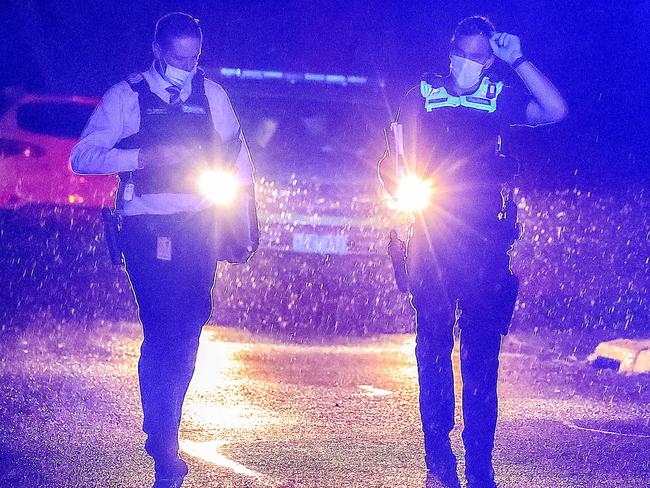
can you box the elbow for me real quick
[552,99,569,123]
[69,148,83,175]
[69,154,80,175]
[534,102,568,126]
[529,96,569,126]
[70,163,83,176]
[69,145,94,175]
[547,94,569,123]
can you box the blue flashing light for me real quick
[262,71,283,79]
[220,68,241,77]
[347,75,368,85]
[304,73,326,82]
[285,73,302,83]
[242,69,264,79]
[217,67,369,86]
[325,75,347,85]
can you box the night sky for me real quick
[1,1,648,183]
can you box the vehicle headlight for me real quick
[198,169,239,205]
[395,174,434,212]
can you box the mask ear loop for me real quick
[155,57,168,79]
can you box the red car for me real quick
[0,92,115,208]
[1,77,413,335]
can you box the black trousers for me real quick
[121,209,218,475]
[407,229,518,478]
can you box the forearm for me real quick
[70,142,140,175]
[515,60,568,124]
[490,33,568,125]
[233,130,255,185]
[205,81,255,185]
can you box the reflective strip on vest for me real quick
[420,77,504,113]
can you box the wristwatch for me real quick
[510,56,528,70]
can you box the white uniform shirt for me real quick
[70,63,254,216]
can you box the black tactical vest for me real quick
[115,70,220,200]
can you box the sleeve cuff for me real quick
[120,148,142,172]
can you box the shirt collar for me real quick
[144,61,194,104]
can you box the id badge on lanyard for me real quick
[123,173,135,201]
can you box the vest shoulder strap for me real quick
[189,68,207,98]
[124,72,151,97]
[421,76,505,113]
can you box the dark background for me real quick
[1,0,648,185]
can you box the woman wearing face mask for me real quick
[378,15,567,488]
[71,12,257,488]
[155,42,198,91]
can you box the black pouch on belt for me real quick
[101,208,124,266]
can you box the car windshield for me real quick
[225,81,388,183]
[17,102,95,139]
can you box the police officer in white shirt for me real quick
[71,12,257,488]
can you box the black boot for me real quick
[425,468,462,488]
[424,442,461,488]
[152,455,188,488]
[465,463,497,488]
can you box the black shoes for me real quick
[424,440,461,488]
[152,475,185,488]
[152,456,188,488]
[466,478,498,488]
[466,466,498,488]
[425,469,462,488]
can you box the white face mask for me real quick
[162,59,196,88]
[450,55,485,89]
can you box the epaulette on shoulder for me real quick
[126,72,144,85]
[201,71,224,91]
[198,68,222,88]
[192,66,211,84]
[421,73,446,88]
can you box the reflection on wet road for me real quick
[1,323,649,487]
[179,328,421,487]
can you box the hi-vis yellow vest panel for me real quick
[421,77,504,113]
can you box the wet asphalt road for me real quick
[1,322,649,488]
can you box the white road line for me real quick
[180,439,280,484]
[561,420,650,439]
[358,385,393,396]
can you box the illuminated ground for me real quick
[1,322,649,488]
